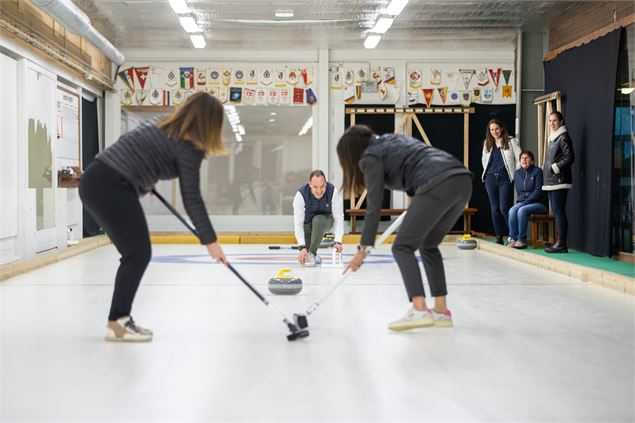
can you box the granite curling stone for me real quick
[268,268,303,295]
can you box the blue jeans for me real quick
[548,190,568,243]
[508,202,548,243]
[484,172,514,237]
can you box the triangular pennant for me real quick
[135,89,148,105]
[120,89,133,106]
[118,68,135,91]
[502,69,512,85]
[476,69,489,86]
[489,68,502,87]
[459,69,475,89]
[437,87,448,104]
[134,67,149,90]
[422,89,434,107]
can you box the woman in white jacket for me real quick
[481,119,521,244]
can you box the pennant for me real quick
[275,69,286,87]
[422,89,434,107]
[356,67,368,84]
[430,68,441,85]
[179,67,194,90]
[343,85,355,103]
[489,68,502,87]
[387,84,400,103]
[221,68,232,86]
[293,87,304,104]
[371,67,383,84]
[172,90,185,105]
[208,68,221,85]
[242,88,256,105]
[234,69,245,85]
[438,87,448,104]
[355,84,362,100]
[331,69,342,89]
[459,69,475,89]
[260,68,273,86]
[305,88,317,105]
[165,69,178,87]
[268,88,278,105]
[196,68,206,86]
[408,69,422,88]
[378,83,388,100]
[162,90,171,106]
[301,68,314,85]
[279,87,290,105]
[287,68,299,85]
[383,67,395,84]
[247,68,258,85]
[256,88,267,105]
[476,69,489,86]
[135,89,148,106]
[407,90,419,106]
[460,91,471,107]
[502,85,513,98]
[472,88,481,101]
[218,87,229,104]
[149,88,161,105]
[229,87,242,103]
[361,81,378,93]
[118,67,135,91]
[148,66,162,88]
[449,91,459,103]
[344,69,354,86]
[482,88,493,103]
[502,69,512,85]
[120,89,133,106]
[134,67,149,90]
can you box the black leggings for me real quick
[79,160,151,321]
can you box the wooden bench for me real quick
[529,214,557,248]
[347,207,477,235]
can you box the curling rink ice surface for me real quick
[1,243,634,423]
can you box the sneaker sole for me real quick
[105,335,153,342]
[434,320,453,328]
[388,320,435,331]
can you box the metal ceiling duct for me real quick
[31,0,125,65]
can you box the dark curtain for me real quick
[343,105,392,220]
[81,97,101,237]
[544,29,622,256]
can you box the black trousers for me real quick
[548,189,569,243]
[79,160,151,321]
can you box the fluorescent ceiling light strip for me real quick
[169,0,189,14]
[371,17,394,34]
[364,35,381,49]
[180,16,201,33]
[190,34,206,48]
[385,0,409,15]
[275,10,294,18]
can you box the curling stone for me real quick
[268,268,303,295]
[457,234,477,250]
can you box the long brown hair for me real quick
[336,125,374,198]
[484,119,511,152]
[158,92,228,156]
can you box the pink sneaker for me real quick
[432,309,453,328]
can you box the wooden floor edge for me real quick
[477,241,635,296]
[0,235,111,282]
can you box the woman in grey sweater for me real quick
[337,125,472,331]
[79,92,228,342]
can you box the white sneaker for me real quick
[314,255,322,265]
[432,309,453,328]
[303,252,317,267]
[388,308,434,331]
[105,316,153,342]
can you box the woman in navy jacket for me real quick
[508,150,548,249]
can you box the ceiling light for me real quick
[298,117,313,136]
[237,125,245,135]
[169,0,189,14]
[371,16,394,33]
[190,34,206,48]
[179,16,201,33]
[364,35,381,49]
[275,10,294,18]
[270,112,277,116]
[385,0,409,15]
[268,118,276,123]
[235,133,243,142]
[620,87,635,94]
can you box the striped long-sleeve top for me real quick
[96,119,216,244]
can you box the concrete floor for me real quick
[1,244,633,422]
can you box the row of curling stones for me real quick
[268,268,303,295]
[457,234,477,250]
